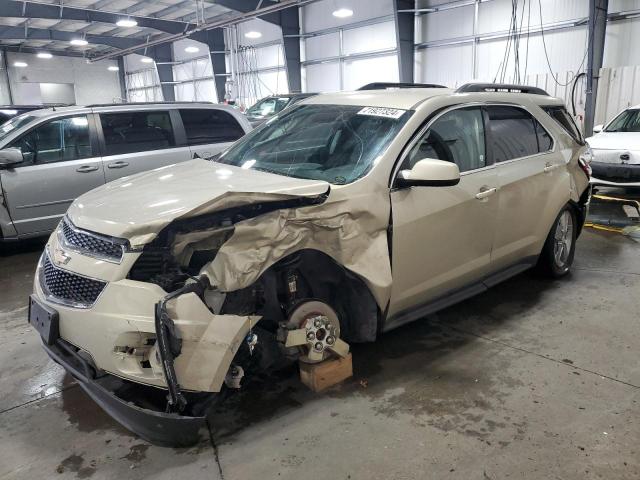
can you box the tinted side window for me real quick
[100,111,175,156]
[179,109,245,145]
[486,106,539,162]
[536,120,553,152]
[543,106,584,143]
[9,115,92,166]
[405,107,486,173]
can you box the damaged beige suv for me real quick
[29,83,591,446]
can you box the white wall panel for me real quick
[6,52,120,104]
[603,18,640,68]
[343,54,398,91]
[302,0,393,33]
[236,18,283,46]
[173,38,208,62]
[478,0,587,35]
[305,33,340,61]
[343,21,396,54]
[304,62,341,92]
[417,5,474,43]
[253,44,285,71]
[595,66,640,125]
[415,44,473,87]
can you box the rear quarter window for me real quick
[179,109,245,145]
[542,106,584,144]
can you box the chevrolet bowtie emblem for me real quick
[52,246,71,266]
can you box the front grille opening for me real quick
[61,218,124,262]
[41,253,107,307]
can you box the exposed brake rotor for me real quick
[284,300,350,363]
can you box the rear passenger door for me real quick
[486,105,563,270]
[179,108,246,159]
[97,110,191,182]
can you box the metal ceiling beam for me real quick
[394,0,415,82]
[204,0,282,25]
[152,44,176,101]
[584,0,609,136]
[279,7,302,92]
[192,30,227,102]
[88,0,319,62]
[0,0,192,35]
[0,43,86,58]
[0,26,146,50]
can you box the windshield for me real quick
[605,109,640,132]
[217,104,412,185]
[246,97,292,118]
[0,114,37,144]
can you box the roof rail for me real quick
[84,101,215,108]
[358,82,447,91]
[456,83,550,96]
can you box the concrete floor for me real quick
[1,227,639,479]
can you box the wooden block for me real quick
[299,353,353,392]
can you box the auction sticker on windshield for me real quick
[357,106,406,119]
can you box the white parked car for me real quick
[28,83,591,446]
[586,105,640,188]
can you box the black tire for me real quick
[536,205,577,278]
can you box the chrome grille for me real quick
[60,217,125,262]
[40,252,107,308]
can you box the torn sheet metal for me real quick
[198,188,393,309]
[149,292,260,392]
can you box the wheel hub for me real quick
[284,300,350,363]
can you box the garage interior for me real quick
[1,0,639,479]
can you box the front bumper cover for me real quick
[591,161,640,186]
[42,337,208,447]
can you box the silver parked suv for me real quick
[0,102,251,240]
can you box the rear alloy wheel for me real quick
[537,206,577,277]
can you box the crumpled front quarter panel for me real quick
[201,184,393,308]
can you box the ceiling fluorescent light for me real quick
[185,46,200,53]
[37,52,53,59]
[116,18,138,28]
[244,31,262,39]
[332,8,353,18]
[140,57,154,63]
[108,66,119,71]
[70,38,88,46]
[13,61,28,67]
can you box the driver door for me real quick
[387,106,498,323]
[1,114,104,235]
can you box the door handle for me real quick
[543,162,560,173]
[475,187,497,200]
[107,161,129,169]
[76,165,99,173]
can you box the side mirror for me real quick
[396,158,460,188]
[0,148,24,168]
[593,124,604,134]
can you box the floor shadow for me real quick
[207,269,558,441]
[0,236,47,258]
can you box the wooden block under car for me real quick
[299,353,353,392]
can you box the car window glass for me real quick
[486,106,539,162]
[405,107,486,173]
[179,109,245,145]
[247,97,291,117]
[9,115,92,166]
[100,111,175,156]
[0,114,37,143]
[536,120,553,152]
[543,106,583,143]
[605,109,640,132]
[217,104,411,185]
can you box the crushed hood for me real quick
[587,132,640,151]
[67,159,330,245]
